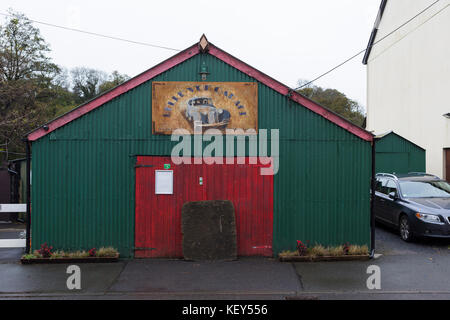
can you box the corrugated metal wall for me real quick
[376,132,426,174]
[31,53,372,257]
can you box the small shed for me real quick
[25,36,375,258]
[375,131,426,174]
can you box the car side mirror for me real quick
[388,192,398,200]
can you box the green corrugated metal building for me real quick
[25,37,375,258]
[375,131,426,175]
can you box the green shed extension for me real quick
[25,36,375,258]
[375,131,426,175]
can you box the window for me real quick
[399,180,450,198]
[385,179,398,197]
[375,177,385,193]
[376,177,398,196]
[376,177,388,194]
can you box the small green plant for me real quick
[97,247,119,257]
[22,253,37,260]
[88,248,97,257]
[281,242,370,258]
[37,243,53,258]
[348,245,369,256]
[280,250,299,257]
[328,245,344,256]
[67,251,89,258]
[296,240,309,256]
[22,247,119,260]
[309,245,327,257]
[32,250,43,258]
[343,242,350,255]
[49,250,66,259]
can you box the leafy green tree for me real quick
[0,11,129,161]
[69,67,129,104]
[99,70,129,94]
[0,10,67,160]
[71,67,108,103]
[296,80,366,127]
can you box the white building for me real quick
[364,0,450,180]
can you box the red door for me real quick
[135,156,273,258]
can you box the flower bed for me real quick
[21,244,119,264]
[278,242,370,262]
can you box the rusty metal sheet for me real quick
[152,81,258,134]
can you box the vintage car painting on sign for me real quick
[152,81,258,134]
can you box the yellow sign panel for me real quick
[152,82,258,134]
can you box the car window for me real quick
[375,177,385,193]
[399,180,450,198]
[385,179,398,197]
[375,177,398,196]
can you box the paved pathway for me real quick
[0,224,449,300]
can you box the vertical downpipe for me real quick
[370,139,376,257]
[25,140,31,254]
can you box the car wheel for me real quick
[399,215,414,242]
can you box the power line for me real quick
[294,0,441,90]
[0,2,442,89]
[0,12,181,52]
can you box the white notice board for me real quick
[155,170,173,194]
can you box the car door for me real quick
[383,179,404,226]
[374,177,391,223]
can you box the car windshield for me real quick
[399,180,450,198]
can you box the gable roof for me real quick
[375,131,425,151]
[27,37,374,142]
[363,0,388,65]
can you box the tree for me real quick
[98,70,129,94]
[0,10,64,161]
[0,11,129,161]
[71,67,108,103]
[296,80,366,127]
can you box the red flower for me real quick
[343,243,350,255]
[38,243,53,258]
[296,240,308,256]
[88,248,97,257]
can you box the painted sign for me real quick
[152,82,258,134]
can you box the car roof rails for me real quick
[375,173,398,180]
[407,172,441,179]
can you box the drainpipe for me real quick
[370,138,377,258]
[25,140,31,254]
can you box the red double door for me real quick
[135,156,273,258]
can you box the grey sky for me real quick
[0,0,381,109]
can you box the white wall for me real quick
[367,0,450,178]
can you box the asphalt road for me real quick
[0,224,449,300]
[294,223,450,300]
